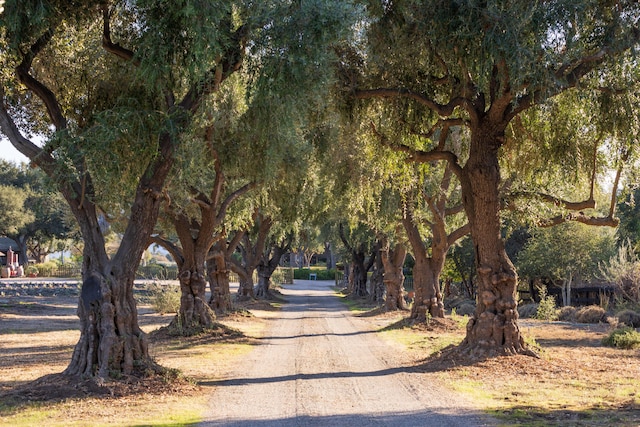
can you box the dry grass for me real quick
[370,309,640,427]
[0,294,270,427]
[2,289,640,426]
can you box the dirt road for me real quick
[201,280,495,426]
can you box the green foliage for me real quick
[617,188,640,249]
[602,327,640,350]
[148,283,180,315]
[0,184,33,235]
[517,222,616,284]
[32,261,60,277]
[599,240,640,304]
[293,268,336,281]
[535,288,558,321]
[0,161,77,260]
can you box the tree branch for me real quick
[216,182,257,224]
[538,214,619,228]
[508,191,597,211]
[179,24,248,114]
[101,5,139,65]
[15,28,67,130]
[447,223,471,247]
[354,88,471,118]
[368,121,464,178]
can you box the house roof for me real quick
[0,237,18,252]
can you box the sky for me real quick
[1,138,30,164]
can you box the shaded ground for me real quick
[0,279,639,426]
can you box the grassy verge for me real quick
[0,300,269,427]
[342,298,640,426]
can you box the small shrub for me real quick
[293,268,336,280]
[557,306,577,322]
[518,303,539,319]
[33,261,60,277]
[535,289,558,321]
[602,327,640,349]
[149,283,180,314]
[616,309,640,328]
[24,265,39,276]
[575,305,607,324]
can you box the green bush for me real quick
[25,265,39,276]
[33,261,60,277]
[293,268,336,281]
[148,282,180,314]
[535,289,558,321]
[602,327,640,349]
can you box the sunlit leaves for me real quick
[516,222,615,283]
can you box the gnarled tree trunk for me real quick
[380,242,407,311]
[458,125,525,357]
[409,255,445,320]
[207,241,234,314]
[350,251,369,297]
[255,240,289,299]
[176,265,216,330]
[369,247,385,304]
[65,135,173,377]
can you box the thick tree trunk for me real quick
[351,252,368,297]
[458,126,526,356]
[167,217,218,331]
[324,242,336,270]
[66,270,147,378]
[237,273,254,298]
[255,244,287,299]
[369,249,385,304]
[380,243,407,311]
[403,215,447,321]
[207,246,233,314]
[410,256,446,320]
[175,265,216,331]
[64,198,157,377]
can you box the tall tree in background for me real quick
[402,163,469,321]
[0,0,358,378]
[0,161,76,264]
[342,1,640,356]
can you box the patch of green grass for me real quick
[602,327,640,349]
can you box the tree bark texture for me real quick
[350,251,369,297]
[380,243,407,311]
[255,241,289,299]
[369,247,385,304]
[403,216,446,320]
[169,214,218,330]
[231,215,273,299]
[458,125,526,356]
[176,267,216,329]
[207,242,234,314]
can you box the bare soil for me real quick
[1,280,639,426]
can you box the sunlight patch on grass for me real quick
[0,396,204,427]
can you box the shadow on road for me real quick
[201,364,418,388]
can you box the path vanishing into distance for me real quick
[200,280,496,427]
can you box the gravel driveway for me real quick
[200,280,496,426]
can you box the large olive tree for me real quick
[0,0,358,378]
[344,1,639,356]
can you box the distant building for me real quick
[0,236,23,277]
